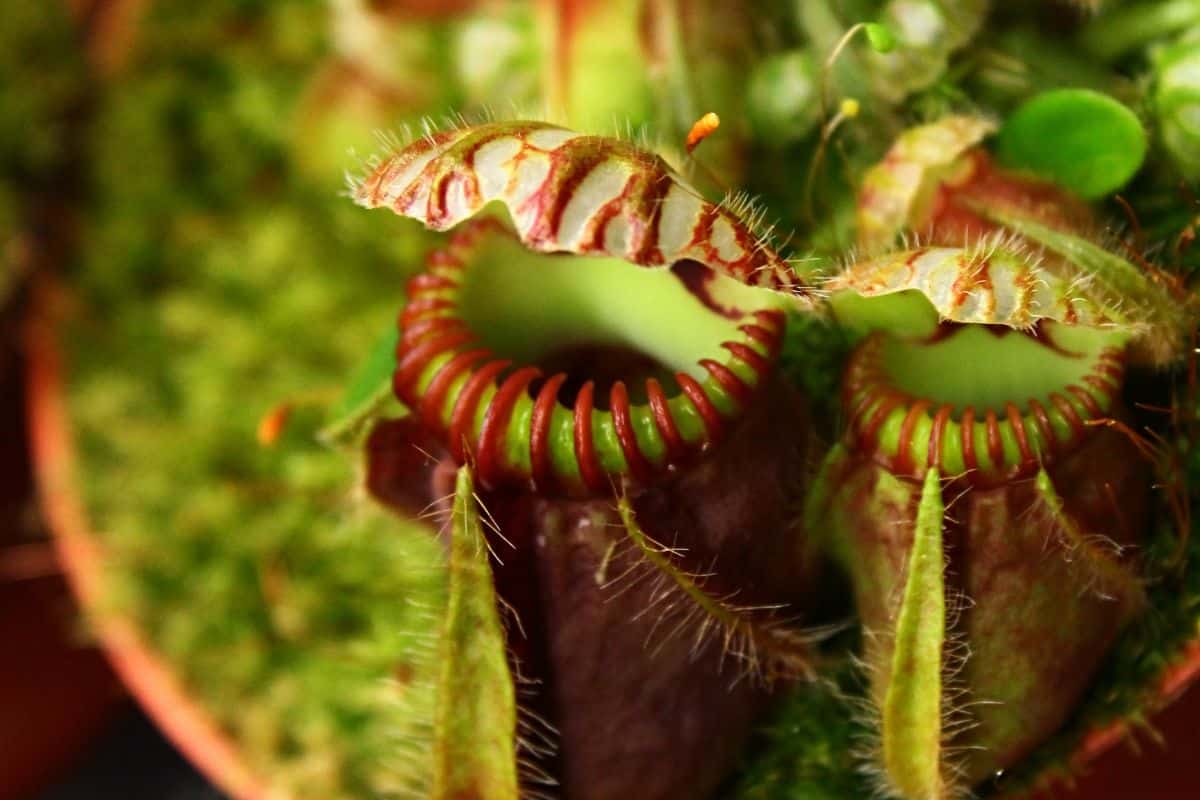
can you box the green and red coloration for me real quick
[856,115,997,253]
[366,244,819,798]
[808,112,1200,798]
[839,326,1126,485]
[813,408,1148,798]
[827,242,1123,334]
[355,122,823,799]
[811,310,1151,798]
[855,115,1093,255]
[851,114,1189,364]
[29,4,1200,800]
[394,219,786,495]
[351,120,815,299]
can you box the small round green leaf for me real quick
[864,22,896,54]
[995,88,1147,199]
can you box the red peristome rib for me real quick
[448,359,510,462]
[476,366,541,488]
[610,381,654,483]
[418,347,491,428]
[928,403,954,472]
[1067,384,1102,417]
[846,382,877,428]
[400,316,468,345]
[1050,392,1084,441]
[894,399,933,475]
[721,341,770,376]
[393,329,475,399]
[1094,357,1124,380]
[753,309,786,331]
[407,273,459,292]
[676,373,724,440]
[985,409,1004,468]
[1006,401,1034,466]
[646,378,687,461]
[961,407,978,472]
[738,323,776,351]
[530,373,568,492]
[699,359,752,407]
[860,392,904,450]
[573,381,607,493]
[1082,374,1119,394]
[425,249,464,268]
[1028,398,1055,450]
[401,298,456,328]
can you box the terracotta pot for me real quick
[0,287,123,800]
[23,296,274,800]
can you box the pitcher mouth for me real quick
[841,323,1126,486]
[393,219,785,496]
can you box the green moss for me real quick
[778,310,851,434]
[729,665,871,800]
[63,4,452,798]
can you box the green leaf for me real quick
[864,22,895,54]
[319,324,398,444]
[432,466,519,800]
[881,468,947,800]
[995,89,1147,199]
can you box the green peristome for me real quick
[881,324,1112,413]
[995,89,1147,200]
[456,235,759,376]
[433,466,519,800]
[420,228,780,488]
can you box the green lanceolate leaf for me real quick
[995,89,1147,200]
[882,468,946,800]
[432,466,519,800]
[320,325,399,445]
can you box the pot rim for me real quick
[23,285,277,800]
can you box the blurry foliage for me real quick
[61,2,457,797]
[0,1,87,298]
